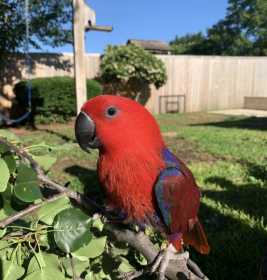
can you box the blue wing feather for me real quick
[154,148,200,233]
[155,148,181,227]
[154,149,208,253]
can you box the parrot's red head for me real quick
[75,95,164,156]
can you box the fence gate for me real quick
[159,95,186,114]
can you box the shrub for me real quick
[13,77,102,124]
[99,44,167,103]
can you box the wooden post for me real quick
[73,0,88,113]
[73,1,112,113]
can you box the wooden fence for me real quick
[146,55,267,113]
[5,53,267,114]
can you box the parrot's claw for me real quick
[118,246,190,280]
[149,244,189,280]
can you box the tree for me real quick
[204,19,254,56]
[170,0,267,56]
[205,0,267,55]
[0,0,72,85]
[0,0,72,53]
[225,0,267,55]
[170,32,207,55]
[99,44,167,104]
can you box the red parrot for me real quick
[75,95,209,279]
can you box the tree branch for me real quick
[0,138,208,280]
[0,192,67,228]
[0,138,105,213]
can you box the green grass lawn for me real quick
[7,112,267,280]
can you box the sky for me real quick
[44,0,229,54]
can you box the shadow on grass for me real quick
[203,159,267,220]
[203,177,267,221]
[196,203,267,280]
[64,165,103,199]
[199,160,267,279]
[242,161,267,182]
[192,116,267,131]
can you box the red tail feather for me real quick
[183,219,210,254]
[171,238,183,252]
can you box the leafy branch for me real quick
[0,137,208,280]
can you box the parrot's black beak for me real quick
[75,111,101,152]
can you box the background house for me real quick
[127,39,171,55]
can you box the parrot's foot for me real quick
[117,246,177,280]
[118,246,208,280]
[150,244,189,280]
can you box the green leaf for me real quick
[2,153,16,173]
[32,155,57,171]
[53,208,93,253]
[0,159,10,192]
[1,258,25,280]
[62,256,89,278]
[27,252,45,274]
[0,209,9,220]
[0,240,9,250]
[1,186,16,217]
[37,196,71,225]
[24,267,65,280]
[27,252,59,274]
[25,252,66,280]
[92,217,104,231]
[0,130,20,143]
[38,232,50,249]
[0,242,13,262]
[118,257,135,273]
[0,143,9,154]
[73,236,107,260]
[0,228,7,238]
[134,251,148,266]
[110,244,129,257]
[14,164,42,202]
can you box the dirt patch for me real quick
[35,119,75,131]
[9,120,75,136]
[9,127,35,136]
[162,131,178,137]
[158,113,229,127]
[164,136,219,164]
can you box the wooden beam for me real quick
[73,0,94,113]
[86,25,113,32]
[73,0,112,114]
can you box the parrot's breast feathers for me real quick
[98,148,164,221]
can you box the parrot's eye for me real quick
[105,106,118,118]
